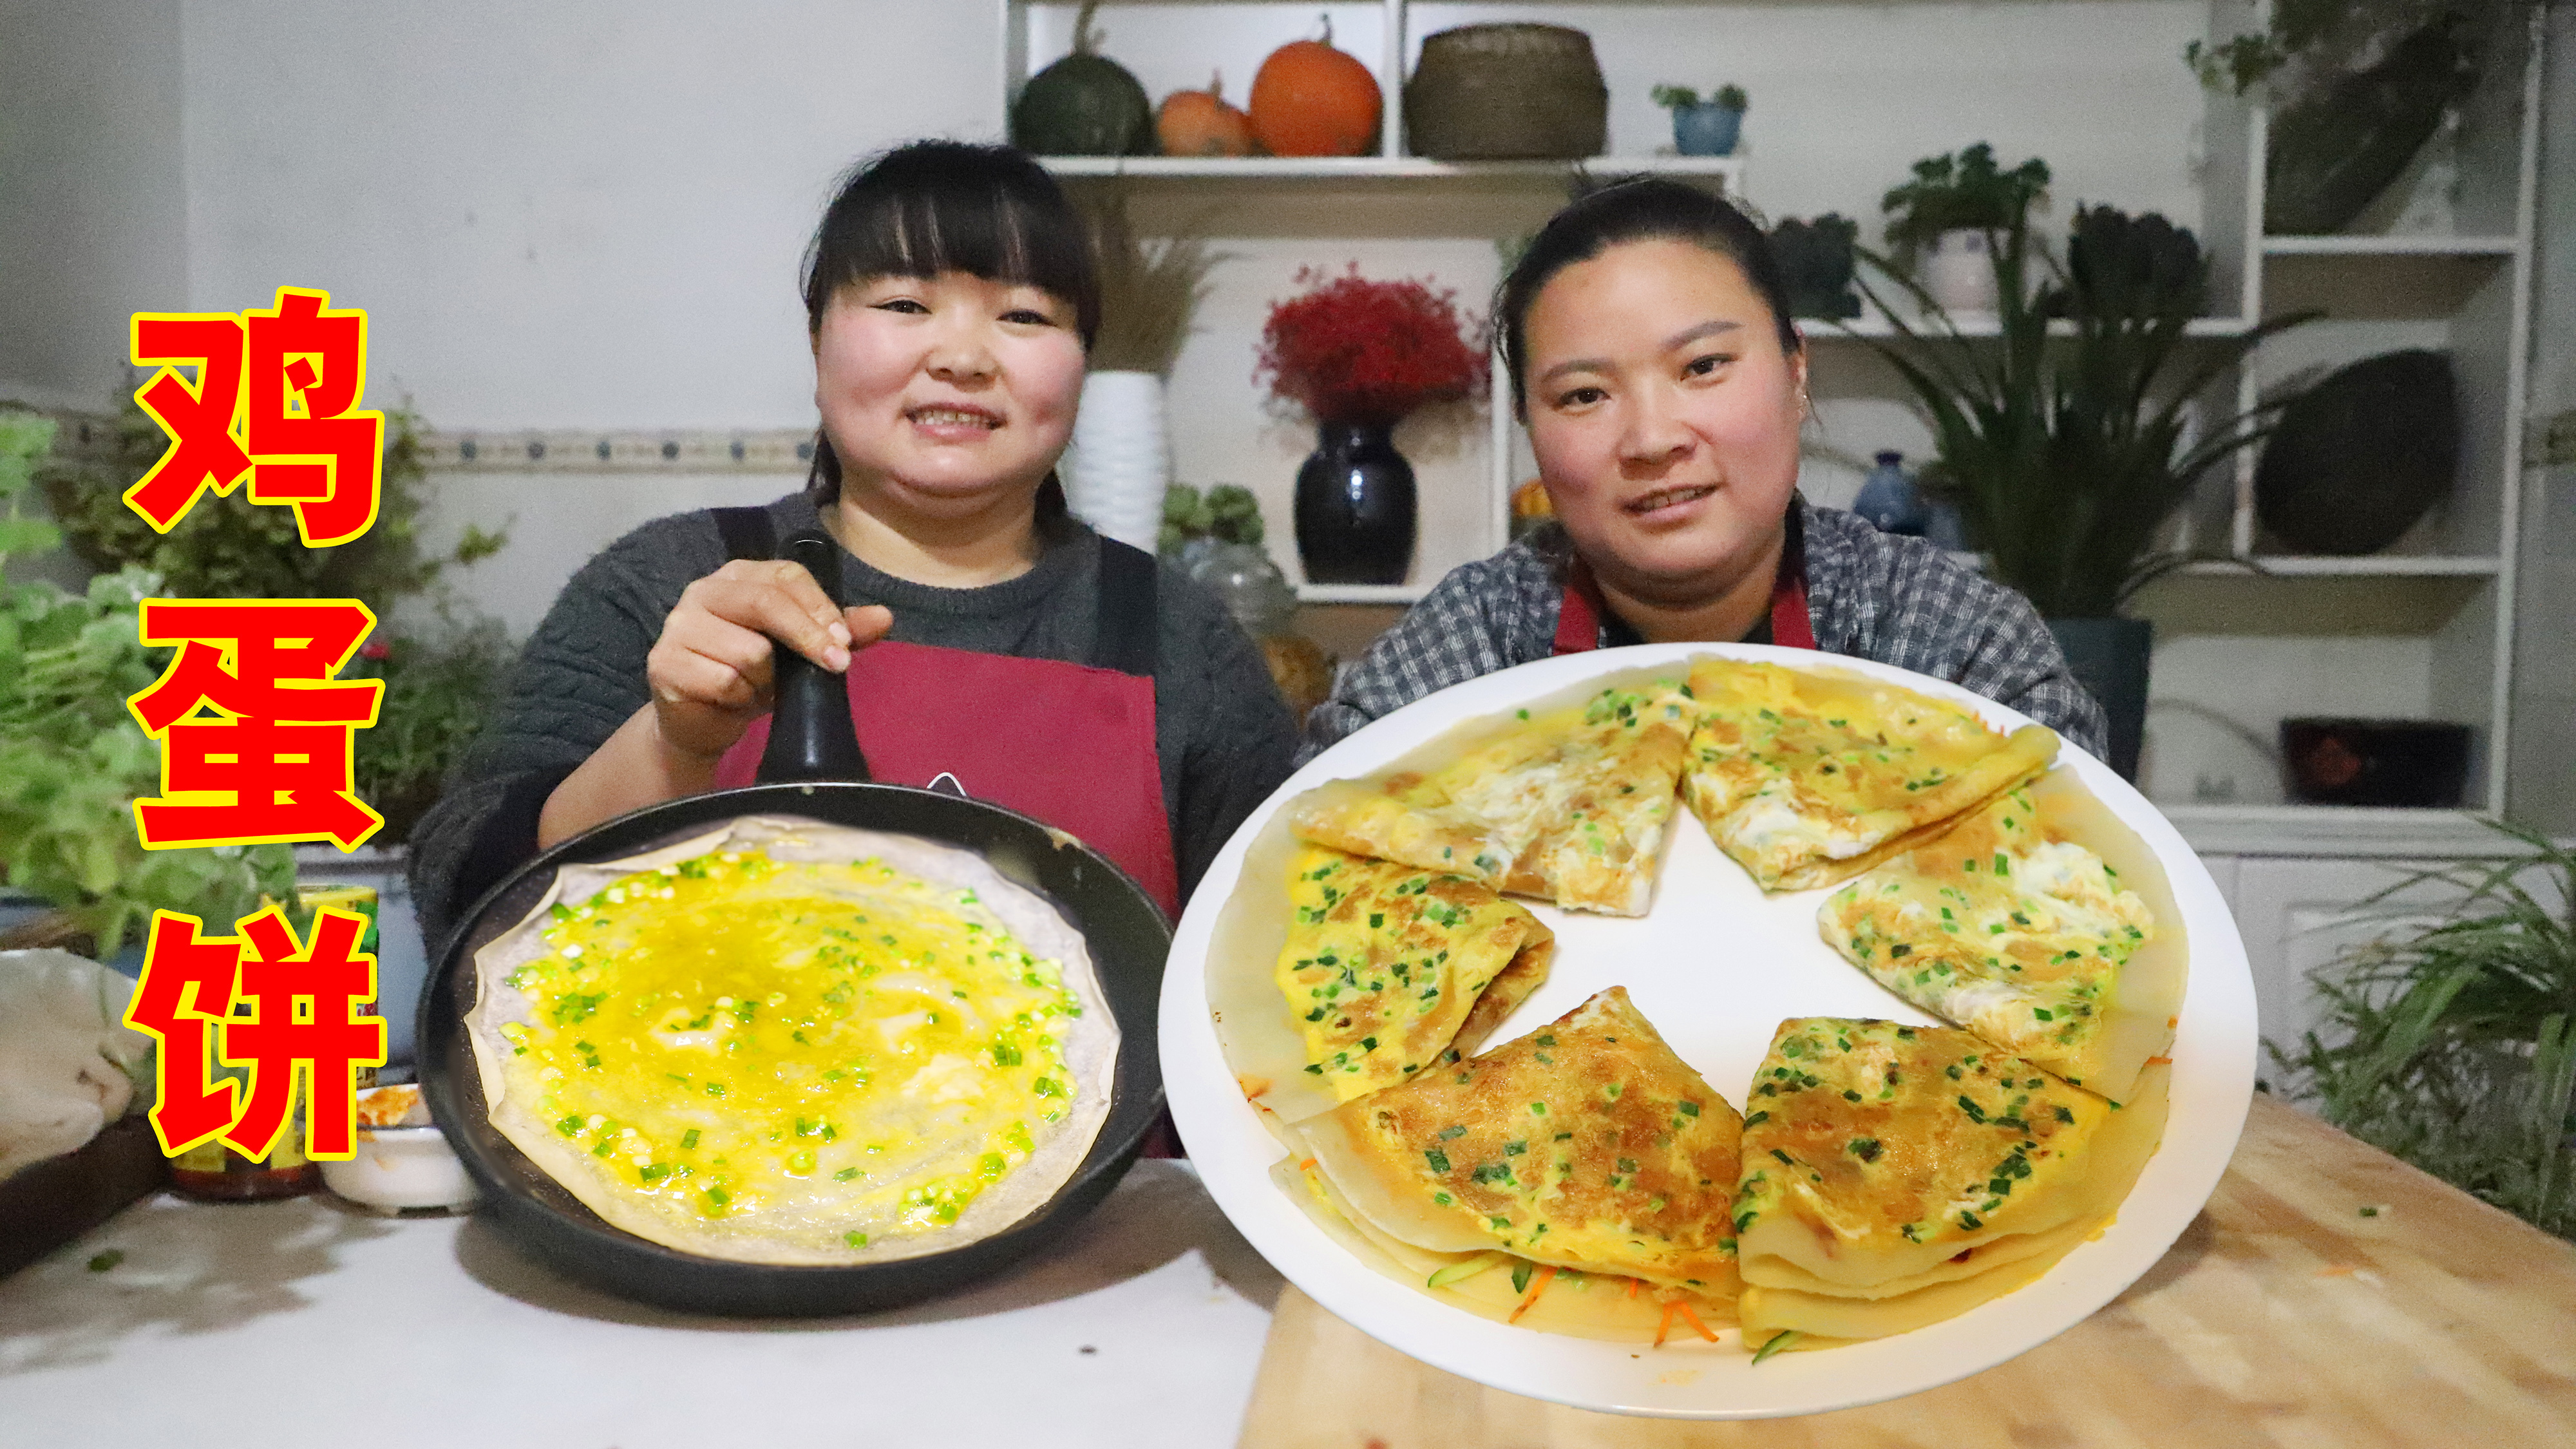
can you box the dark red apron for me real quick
[704,509,1180,920]
[1551,530,1818,655]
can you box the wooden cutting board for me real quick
[1236,1095,2576,1448]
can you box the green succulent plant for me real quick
[1157,483,1265,557]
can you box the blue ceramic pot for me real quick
[1672,104,1742,157]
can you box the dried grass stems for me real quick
[1083,193,1229,375]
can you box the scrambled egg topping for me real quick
[498,850,1083,1246]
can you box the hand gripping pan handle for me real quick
[757,529,871,784]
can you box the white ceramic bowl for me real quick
[321,1084,481,1214]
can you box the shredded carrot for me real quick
[1508,1264,1558,1323]
[2166,1016,2179,1028]
[2145,1054,2173,1066]
[1625,1276,1642,1300]
[1671,1301,1719,1344]
[1298,1157,1318,1172]
[1653,1300,1678,1347]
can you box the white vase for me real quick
[1920,228,2000,317]
[1063,370,1168,551]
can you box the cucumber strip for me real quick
[1425,1251,1512,1289]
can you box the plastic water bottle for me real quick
[1853,451,1928,536]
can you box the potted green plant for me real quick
[0,410,299,960]
[1649,82,1747,157]
[2273,822,2575,1239]
[1846,203,2313,779]
[40,392,509,846]
[1159,483,1294,641]
[1767,213,1861,320]
[2187,3,2533,234]
[1879,143,2051,314]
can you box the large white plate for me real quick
[1159,644,2257,1419]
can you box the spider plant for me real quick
[2273,821,2576,1238]
[1846,204,2315,618]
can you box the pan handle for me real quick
[757,529,873,784]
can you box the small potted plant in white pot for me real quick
[1880,143,2050,316]
[1649,83,1747,157]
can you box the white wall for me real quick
[0,0,186,410]
[146,1,1007,632]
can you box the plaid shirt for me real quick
[1298,499,2108,763]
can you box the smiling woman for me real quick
[408,140,1298,957]
[1300,178,2106,766]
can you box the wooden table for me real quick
[1237,1095,2576,1448]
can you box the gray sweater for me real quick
[408,493,1298,954]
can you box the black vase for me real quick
[2047,617,2153,783]
[1294,421,1416,586]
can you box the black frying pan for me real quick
[417,531,1170,1317]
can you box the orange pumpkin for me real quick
[1157,71,1258,157]
[1249,23,1381,158]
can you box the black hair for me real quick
[1493,176,1801,416]
[800,140,1098,506]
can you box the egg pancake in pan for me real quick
[466,818,1116,1266]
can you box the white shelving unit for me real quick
[1006,0,1751,611]
[1004,1,2550,833]
[2168,2,2546,822]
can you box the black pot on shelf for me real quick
[2282,719,2472,808]
[1294,421,1417,586]
[2047,617,2152,782]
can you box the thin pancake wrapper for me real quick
[1682,658,2056,892]
[1271,1155,1736,1343]
[465,817,1117,1266]
[1732,1019,2168,1343]
[1295,987,1744,1298]
[1287,681,1692,916]
[1818,769,2185,1097]
[1276,846,1555,1101]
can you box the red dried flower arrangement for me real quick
[1256,265,1488,427]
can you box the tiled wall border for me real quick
[418,428,817,474]
[1,404,824,477]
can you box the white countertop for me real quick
[0,1160,1283,1449]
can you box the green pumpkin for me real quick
[1010,1,1153,157]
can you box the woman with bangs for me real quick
[411,141,1298,950]
[1300,177,2105,760]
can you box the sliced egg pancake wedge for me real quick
[467,819,1115,1265]
[1680,658,2057,893]
[1276,846,1555,1101]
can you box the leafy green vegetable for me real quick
[37,392,512,845]
[0,410,300,951]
